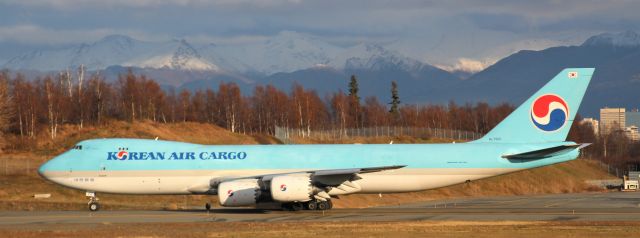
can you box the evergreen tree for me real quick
[348,75,360,101]
[389,81,400,115]
[348,75,361,127]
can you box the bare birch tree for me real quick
[0,72,12,132]
[77,65,85,128]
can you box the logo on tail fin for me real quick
[530,94,569,132]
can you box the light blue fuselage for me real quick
[38,138,578,194]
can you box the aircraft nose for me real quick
[38,156,60,180]
[38,160,50,178]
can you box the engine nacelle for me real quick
[218,179,261,206]
[270,175,313,202]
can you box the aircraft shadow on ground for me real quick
[174,209,272,214]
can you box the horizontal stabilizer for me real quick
[501,144,589,160]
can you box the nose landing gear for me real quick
[86,191,100,211]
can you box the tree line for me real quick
[1,68,638,172]
[0,68,517,139]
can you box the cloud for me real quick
[3,0,304,9]
[1,0,640,65]
[435,58,494,73]
[184,34,270,45]
[0,24,163,45]
[465,13,533,33]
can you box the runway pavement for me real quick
[2,191,640,225]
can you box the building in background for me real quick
[627,109,640,127]
[581,118,599,136]
[624,126,640,141]
[600,108,626,135]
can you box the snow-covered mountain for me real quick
[330,43,427,72]
[4,35,219,71]
[132,39,218,71]
[582,31,640,47]
[1,31,464,103]
[253,42,460,104]
[2,31,441,77]
[201,31,343,74]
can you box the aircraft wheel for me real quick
[281,203,292,211]
[89,202,100,212]
[291,202,303,211]
[327,200,333,209]
[305,201,317,210]
[317,201,328,210]
[205,203,211,211]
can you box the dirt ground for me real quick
[1,221,639,238]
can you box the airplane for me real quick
[39,68,594,212]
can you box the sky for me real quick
[1,0,639,71]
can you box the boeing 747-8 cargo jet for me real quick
[39,68,594,211]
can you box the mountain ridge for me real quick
[3,31,444,77]
[450,38,640,117]
[3,31,640,117]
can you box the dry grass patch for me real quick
[4,120,270,155]
[333,159,613,208]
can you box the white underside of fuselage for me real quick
[42,168,521,195]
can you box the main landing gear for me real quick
[86,191,100,212]
[281,200,333,211]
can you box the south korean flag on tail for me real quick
[568,71,578,79]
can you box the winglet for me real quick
[578,143,592,149]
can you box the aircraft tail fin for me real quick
[475,68,594,143]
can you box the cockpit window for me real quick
[73,145,83,150]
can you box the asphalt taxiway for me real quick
[2,191,640,225]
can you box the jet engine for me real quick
[270,175,313,202]
[218,179,261,206]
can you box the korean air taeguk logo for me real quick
[116,150,129,160]
[530,94,569,132]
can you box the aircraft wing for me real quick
[207,165,406,195]
[232,164,406,182]
[307,165,406,176]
